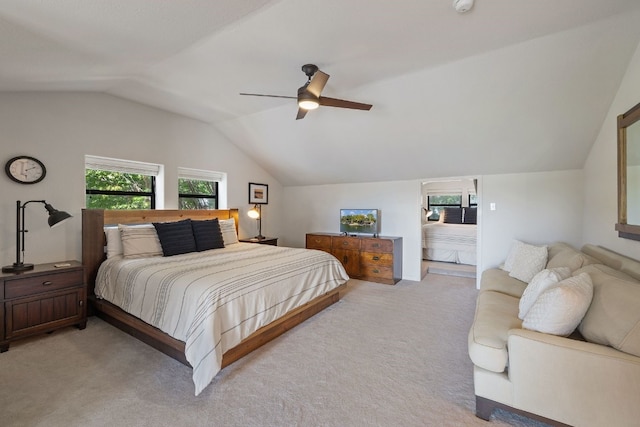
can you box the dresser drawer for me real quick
[332,236,361,250]
[361,251,393,267]
[306,234,332,251]
[5,270,83,299]
[360,264,393,280]
[361,239,393,253]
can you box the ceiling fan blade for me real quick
[319,96,372,111]
[296,108,308,120]
[239,93,296,99]
[306,70,329,97]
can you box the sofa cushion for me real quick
[577,264,640,357]
[518,267,571,319]
[546,242,597,272]
[480,268,527,298]
[508,242,548,283]
[468,291,522,373]
[522,273,593,336]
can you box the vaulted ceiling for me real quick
[2,0,640,186]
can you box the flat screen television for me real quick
[340,209,380,236]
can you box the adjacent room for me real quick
[1,1,640,426]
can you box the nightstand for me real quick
[239,237,278,246]
[0,261,87,352]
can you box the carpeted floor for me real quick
[0,274,548,427]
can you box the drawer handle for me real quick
[373,269,380,274]
[342,241,349,246]
[42,281,53,286]
[373,243,380,248]
[79,300,84,307]
[372,256,380,261]
[314,239,320,243]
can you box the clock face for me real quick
[5,156,46,184]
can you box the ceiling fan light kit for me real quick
[240,64,372,120]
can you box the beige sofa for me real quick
[468,243,640,427]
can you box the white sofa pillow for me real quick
[500,240,523,272]
[522,273,593,336]
[105,224,154,258]
[518,267,571,319]
[508,242,548,283]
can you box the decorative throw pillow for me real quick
[442,207,463,224]
[191,219,225,251]
[508,242,548,283]
[522,273,593,336]
[463,207,477,224]
[119,225,163,259]
[219,218,239,245]
[153,219,197,256]
[518,267,571,319]
[501,240,523,272]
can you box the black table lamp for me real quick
[2,200,72,273]
[247,204,264,240]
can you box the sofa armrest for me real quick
[507,329,640,427]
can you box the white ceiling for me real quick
[2,0,640,185]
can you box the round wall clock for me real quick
[5,156,47,184]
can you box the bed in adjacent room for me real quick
[82,209,348,395]
[422,207,477,266]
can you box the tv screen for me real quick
[340,209,379,235]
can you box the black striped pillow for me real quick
[191,219,225,251]
[153,219,197,256]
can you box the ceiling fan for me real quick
[240,64,373,120]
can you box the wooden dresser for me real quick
[306,233,402,285]
[0,261,87,352]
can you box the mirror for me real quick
[616,101,640,241]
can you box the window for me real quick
[177,168,224,210]
[427,195,462,221]
[85,155,162,209]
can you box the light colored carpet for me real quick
[0,274,547,427]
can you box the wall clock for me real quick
[5,156,47,184]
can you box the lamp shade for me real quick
[45,203,72,227]
[247,206,260,219]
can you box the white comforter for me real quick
[95,243,348,395]
[422,222,477,265]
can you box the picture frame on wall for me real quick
[249,182,268,204]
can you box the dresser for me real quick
[306,233,402,285]
[0,261,87,352]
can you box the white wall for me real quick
[0,92,282,267]
[479,169,584,270]
[282,180,422,281]
[583,39,640,257]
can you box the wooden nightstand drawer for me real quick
[5,270,83,299]
[361,251,393,267]
[361,264,393,280]
[361,239,393,253]
[332,236,361,250]
[306,234,332,250]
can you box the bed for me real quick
[422,207,477,265]
[82,209,348,395]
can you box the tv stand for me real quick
[306,233,402,285]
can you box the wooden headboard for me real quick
[81,209,239,297]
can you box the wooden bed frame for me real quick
[82,208,346,368]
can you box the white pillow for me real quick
[219,218,239,245]
[508,242,548,283]
[501,239,523,272]
[119,224,163,258]
[522,273,593,336]
[518,267,571,319]
[105,226,123,259]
